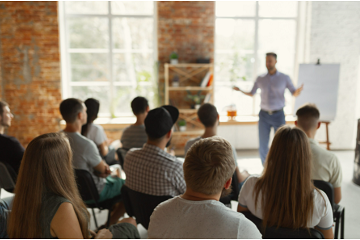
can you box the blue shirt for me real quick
[250,71,296,111]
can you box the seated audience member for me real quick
[81,98,116,165]
[0,100,24,175]
[7,132,139,238]
[0,197,13,238]
[295,103,342,204]
[124,105,186,196]
[238,126,334,239]
[184,103,249,189]
[148,137,261,239]
[60,98,125,226]
[120,96,149,151]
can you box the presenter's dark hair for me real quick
[131,96,149,115]
[197,103,218,127]
[266,52,277,60]
[81,98,100,136]
[60,98,84,123]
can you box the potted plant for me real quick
[186,90,205,109]
[170,52,178,64]
[178,119,187,132]
[172,75,180,87]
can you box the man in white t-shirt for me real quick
[148,136,261,239]
[295,103,342,204]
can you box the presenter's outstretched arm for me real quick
[232,86,254,97]
[292,84,304,97]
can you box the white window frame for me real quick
[59,1,157,117]
[214,1,301,116]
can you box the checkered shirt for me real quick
[124,143,186,196]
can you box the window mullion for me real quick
[252,1,259,116]
[108,1,114,116]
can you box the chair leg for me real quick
[92,208,99,229]
[340,209,345,239]
[334,216,340,239]
[107,209,111,228]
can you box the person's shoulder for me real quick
[258,73,268,79]
[91,123,104,131]
[244,175,259,185]
[0,134,22,146]
[311,141,337,162]
[277,71,289,77]
[185,136,201,148]
[66,132,96,149]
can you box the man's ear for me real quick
[295,120,298,126]
[146,106,150,112]
[166,129,172,138]
[317,121,321,129]
[77,111,83,120]
[224,177,232,190]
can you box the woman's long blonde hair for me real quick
[8,132,89,238]
[254,125,320,229]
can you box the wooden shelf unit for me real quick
[164,63,214,154]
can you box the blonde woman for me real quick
[237,126,334,239]
[7,132,139,238]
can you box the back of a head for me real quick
[0,100,8,116]
[296,103,320,132]
[184,136,235,196]
[81,98,100,136]
[197,103,218,128]
[131,96,148,115]
[8,132,88,238]
[255,125,314,229]
[60,98,83,123]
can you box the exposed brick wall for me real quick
[309,2,360,149]
[157,1,215,104]
[0,2,61,147]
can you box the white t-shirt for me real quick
[148,196,262,239]
[85,123,107,146]
[238,176,333,230]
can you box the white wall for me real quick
[309,1,360,149]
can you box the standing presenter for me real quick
[233,52,303,165]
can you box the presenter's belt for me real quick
[261,108,283,115]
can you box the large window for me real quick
[60,1,156,117]
[215,1,299,116]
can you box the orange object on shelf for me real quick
[227,110,237,117]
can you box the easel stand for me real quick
[319,121,331,150]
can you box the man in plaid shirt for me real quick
[124,105,186,196]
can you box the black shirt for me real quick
[0,134,24,174]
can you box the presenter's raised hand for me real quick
[293,84,304,97]
[232,86,253,97]
[232,86,240,91]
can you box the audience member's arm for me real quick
[50,202,83,238]
[334,187,342,204]
[93,161,111,178]
[315,227,334,239]
[237,204,249,212]
[98,141,109,157]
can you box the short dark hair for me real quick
[0,100,9,116]
[266,52,277,60]
[197,103,218,127]
[131,97,148,115]
[296,103,320,131]
[60,98,84,123]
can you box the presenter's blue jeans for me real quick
[259,109,285,165]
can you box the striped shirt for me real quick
[121,125,148,150]
[124,143,186,196]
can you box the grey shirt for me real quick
[64,131,105,193]
[148,196,262,239]
[121,125,148,150]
